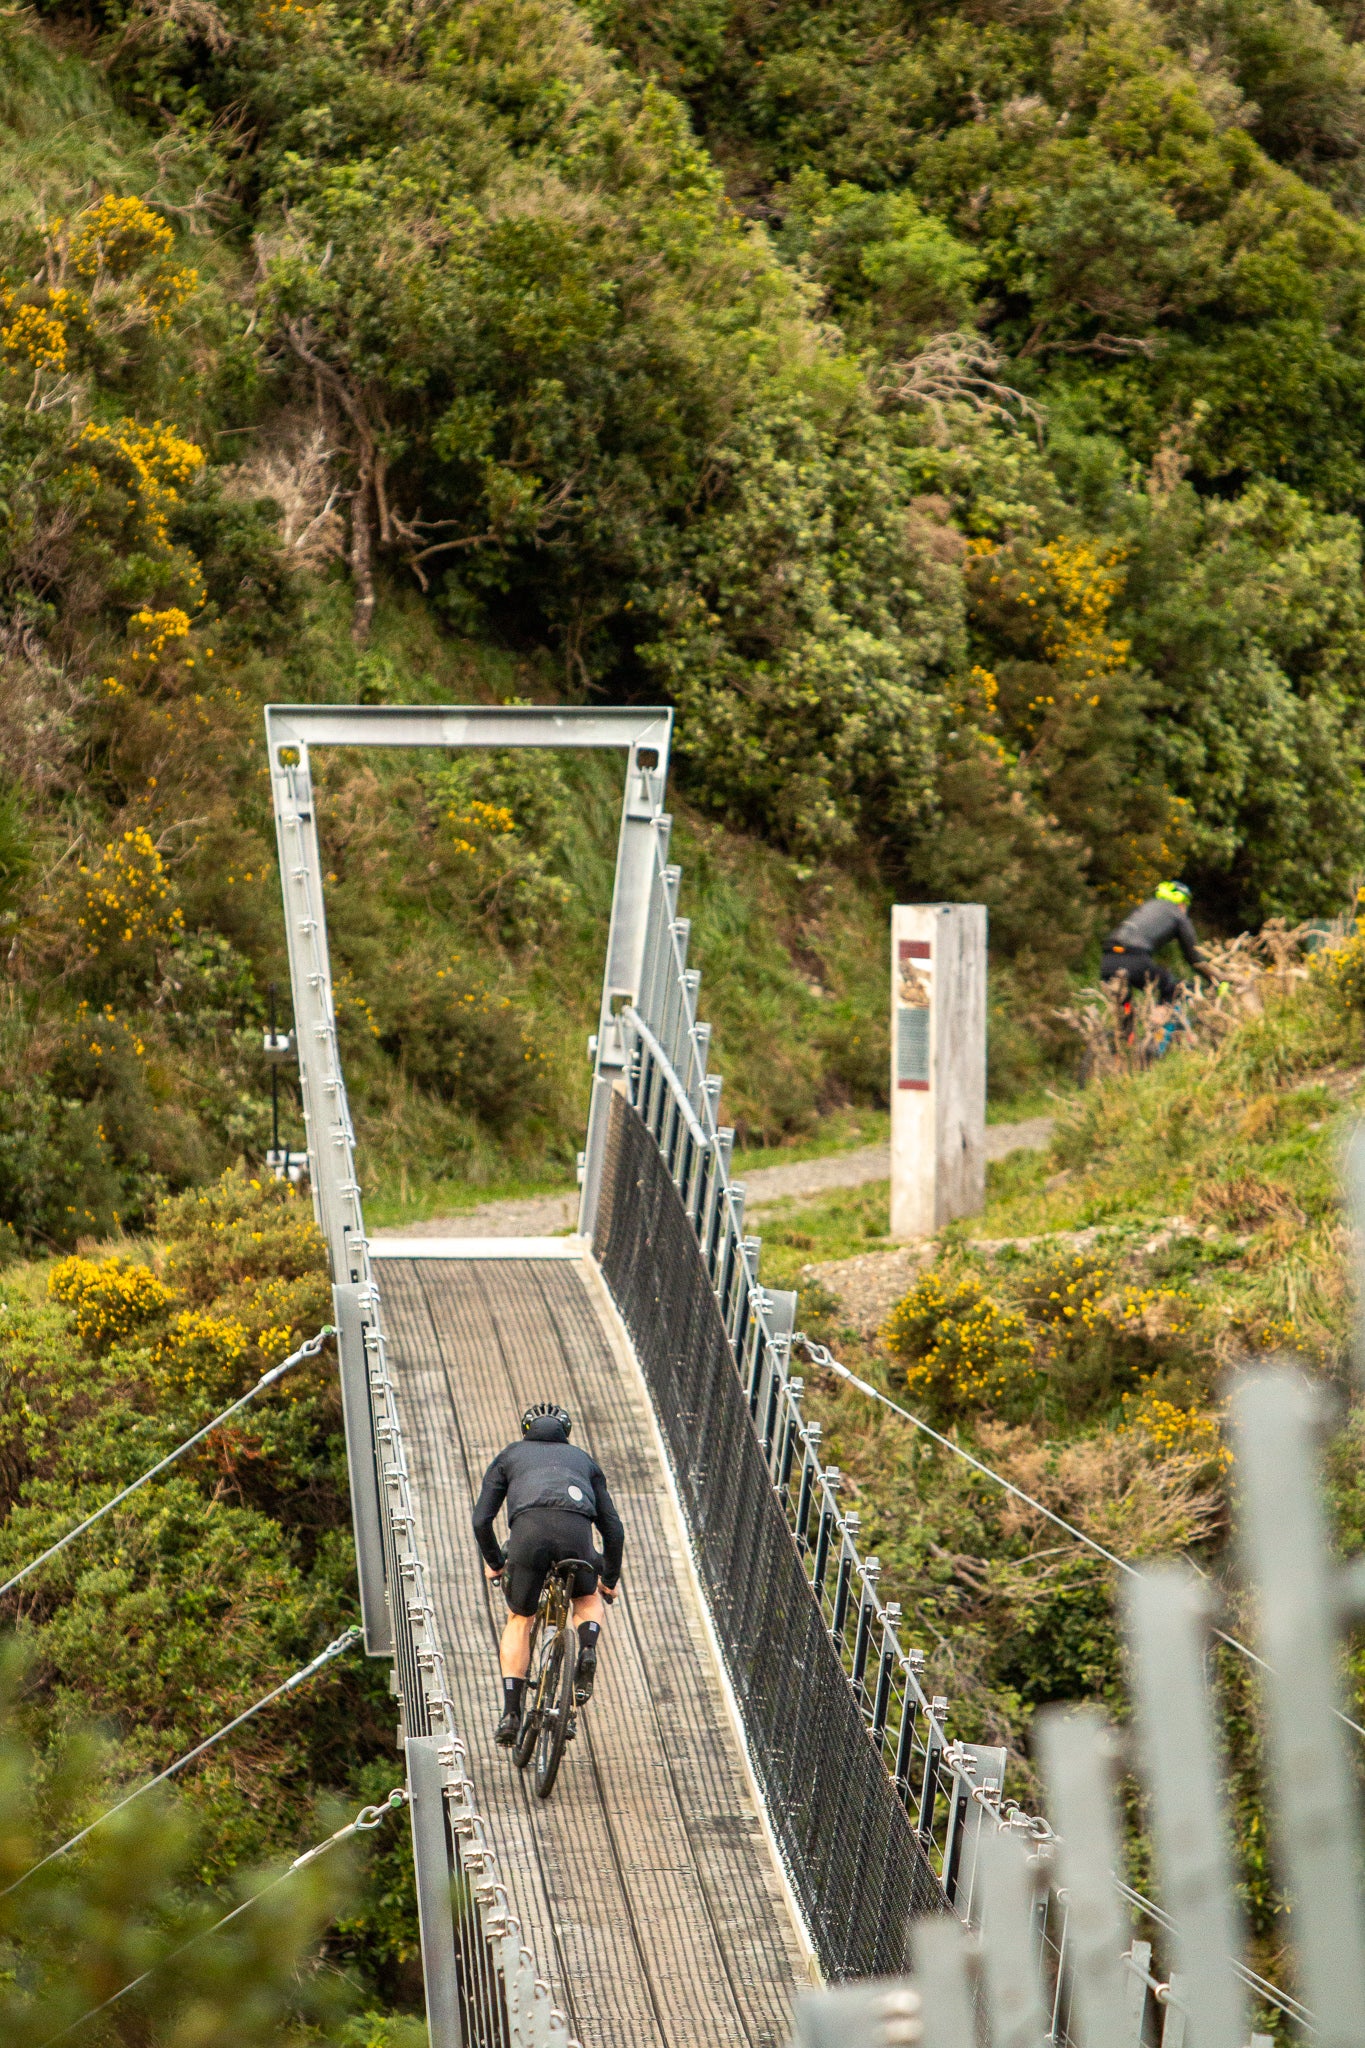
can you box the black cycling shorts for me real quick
[1100,948,1178,1002]
[503,1507,601,1617]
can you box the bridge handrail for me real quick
[619,1001,992,1903]
[615,824,1012,1917]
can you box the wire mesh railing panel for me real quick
[624,870,1008,1760]
[589,823,1086,2019]
[595,1089,943,1976]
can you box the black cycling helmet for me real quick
[521,1401,572,1438]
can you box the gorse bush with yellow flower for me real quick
[44,1177,326,1408]
[882,1270,1037,1418]
[1310,920,1365,1014]
[76,828,185,974]
[882,1249,1199,1425]
[48,1251,171,1352]
[0,1168,415,2008]
[432,751,575,946]
[0,187,209,630]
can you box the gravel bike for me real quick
[511,1557,590,1797]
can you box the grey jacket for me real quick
[1106,898,1205,969]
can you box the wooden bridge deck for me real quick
[374,1245,809,2048]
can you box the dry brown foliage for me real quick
[0,619,90,796]
[975,1418,1224,1558]
[221,416,346,569]
[1191,1171,1307,1230]
[879,331,1044,444]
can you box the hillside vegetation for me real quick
[761,945,1365,1997]
[7,0,1365,2026]
[8,0,1365,1231]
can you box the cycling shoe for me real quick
[495,1708,520,1747]
[574,1642,597,1704]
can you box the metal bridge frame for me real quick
[265,701,672,2048]
[265,700,1339,2048]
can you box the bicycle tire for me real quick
[512,1614,545,1770]
[532,1626,576,1799]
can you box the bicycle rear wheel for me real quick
[532,1626,576,1799]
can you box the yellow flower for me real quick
[68,194,173,280]
[1,303,67,372]
[50,1255,172,1352]
[128,606,193,660]
[76,827,184,958]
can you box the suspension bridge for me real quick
[262,703,1348,2048]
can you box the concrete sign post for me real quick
[890,903,987,1241]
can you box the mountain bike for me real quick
[511,1558,590,1797]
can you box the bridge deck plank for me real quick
[377,1252,807,2048]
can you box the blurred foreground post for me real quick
[890,904,987,1241]
[788,1359,1365,2048]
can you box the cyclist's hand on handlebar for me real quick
[601,1581,620,1603]
[485,1563,504,1583]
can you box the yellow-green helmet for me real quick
[1155,880,1192,906]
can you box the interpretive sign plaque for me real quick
[890,904,986,1240]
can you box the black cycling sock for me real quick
[577,1622,600,1651]
[503,1675,526,1712]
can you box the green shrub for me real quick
[0,1073,126,1246]
[0,1170,407,2000]
[373,962,554,1132]
[430,750,575,947]
[0,1646,362,2048]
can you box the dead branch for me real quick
[879,331,1044,446]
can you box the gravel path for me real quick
[372,1115,1055,1240]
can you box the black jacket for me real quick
[1105,899,1206,970]
[472,1417,624,1585]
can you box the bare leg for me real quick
[503,1592,605,1678]
[499,1613,534,1678]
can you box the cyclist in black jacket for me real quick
[1100,881,1209,1002]
[472,1403,624,1747]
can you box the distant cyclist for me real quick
[1100,881,1209,1002]
[472,1403,623,1747]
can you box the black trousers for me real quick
[1100,948,1178,1001]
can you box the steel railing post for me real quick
[851,1559,879,1703]
[812,1472,839,1597]
[794,1427,820,1551]
[407,1735,464,2048]
[332,1282,392,1656]
[871,1607,897,1747]
[832,1521,860,1646]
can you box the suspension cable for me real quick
[794,1332,1365,1744]
[37,1786,408,2047]
[1,1624,363,1899]
[0,1325,336,1604]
